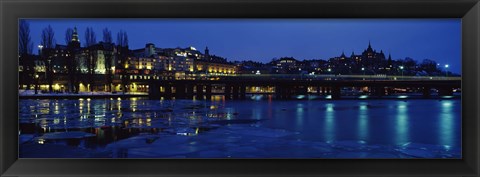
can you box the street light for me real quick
[38,45,43,56]
[445,64,449,77]
[361,67,365,80]
[399,66,404,77]
[34,74,39,94]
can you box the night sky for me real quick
[25,19,461,73]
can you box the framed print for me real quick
[1,0,479,176]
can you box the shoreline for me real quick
[19,93,461,100]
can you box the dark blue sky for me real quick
[25,19,461,73]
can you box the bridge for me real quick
[147,74,461,99]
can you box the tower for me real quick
[387,53,393,66]
[72,27,79,42]
[340,50,346,60]
[204,46,210,60]
[69,27,81,49]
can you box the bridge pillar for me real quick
[240,85,246,99]
[331,86,341,99]
[438,87,453,96]
[275,85,289,99]
[205,84,212,100]
[232,85,239,99]
[275,85,282,99]
[175,83,186,99]
[294,86,308,95]
[196,85,204,99]
[148,82,161,99]
[422,86,431,98]
[164,84,172,99]
[186,84,194,99]
[224,84,232,99]
[374,86,386,97]
[321,87,326,95]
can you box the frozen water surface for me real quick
[19,96,461,158]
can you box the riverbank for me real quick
[19,90,148,99]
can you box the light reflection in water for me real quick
[395,101,409,145]
[19,98,461,156]
[324,103,335,141]
[440,100,454,146]
[357,102,369,141]
[295,103,304,128]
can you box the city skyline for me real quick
[25,19,461,73]
[19,19,462,159]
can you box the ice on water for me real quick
[19,98,461,158]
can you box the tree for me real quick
[19,20,34,90]
[84,27,97,92]
[19,20,33,55]
[84,27,97,47]
[402,57,417,76]
[419,59,438,75]
[103,28,112,43]
[103,28,114,92]
[116,30,128,48]
[41,25,56,49]
[41,25,56,93]
[117,30,129,94]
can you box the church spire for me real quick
[204,46,210,60]
[366,40,374,52]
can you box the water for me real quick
[19,96,461,158]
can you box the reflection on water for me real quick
[357,102,369,141]
[440,101,454,146]
[19,96,461,158]
[395,101,410,145]
[324,103,335,141]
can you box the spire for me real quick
[340,50,346,58]
[72,26,79,42]
[388,53,392,60]
[204,46,210,60]
[366,40,373,52]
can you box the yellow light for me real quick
[125,64,128,68]
[54,84,60,90]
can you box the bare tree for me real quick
[41,25,56,93]
[117,30,129,94]
[65,28,73,44]
[116,30,128,48]
[19,20,35,90]
[103,28,114,92]
[41,25,55,49]
[84,27,97,47]
[103,28,112,43]
[84,27,97,92]
[19,20,33,55]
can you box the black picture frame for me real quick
[1,0,479,176]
